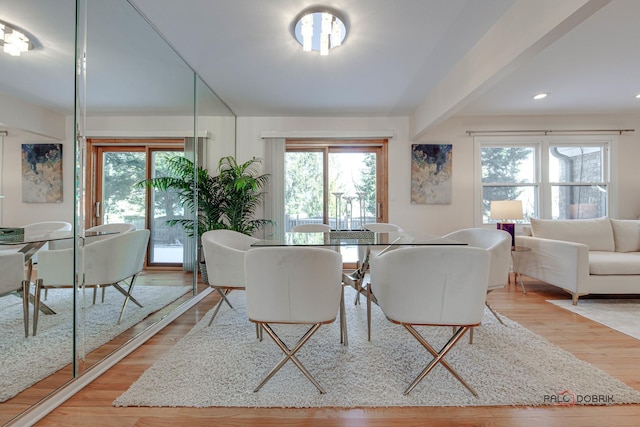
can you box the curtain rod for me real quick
[467,129,634,136]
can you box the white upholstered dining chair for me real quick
[0,252,30,337]
[48,222,136,250]
[369,245,490,396]
[443,228,512,341]
[290,223,331,232]
[244,246,343,394]
[201,229,259,328]
[33,229,150,335]
[21,221,72,233]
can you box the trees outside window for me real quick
[477,136,613,223]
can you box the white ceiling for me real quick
[1,0,639,138]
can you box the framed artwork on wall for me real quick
[410,143,452,204]
[21,143,63,203]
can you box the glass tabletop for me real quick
[0,230,116,246]
[252,231,466,247]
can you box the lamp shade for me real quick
[490,200,523,221]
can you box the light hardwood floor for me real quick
[11,274,640,426]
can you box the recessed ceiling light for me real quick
[635,93,640,99]
[533,93,548,100]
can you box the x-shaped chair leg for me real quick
[207,288,233,327]
[485,301,504,325]
[469,301,504,344]
[255,322,325,394]
[403,325,478,397]
[113,274,143,324]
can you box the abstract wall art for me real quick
[21,143,63,203]
[410,144,452,204]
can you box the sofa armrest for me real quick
[515,235,590,294]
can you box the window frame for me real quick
[474,135,617,226]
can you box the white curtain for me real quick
[262,137,285,239]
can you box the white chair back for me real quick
[201,229,259,288]
[291,223,331,233]
[245,247,342,324]
[84,229,149,285]
[34,229,150,333]
[19,222,73,260]
[37,229,149,287]
[443,228,511,290]
[370,246,490,326]
[88,223,136,233]
[0,251,30,336]
[363,223,402,232]
[49,222,136,250]
[21,221,72,232]
[0,252,26,297]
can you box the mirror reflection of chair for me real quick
[45,222,138,304]
[201,230,259,328]
[0,252,30,337]
[48,222,135,251]
[442,228,512,342]
[369,245,490,396]
[290,223,331,232]
[244,246,343,394]
[33,229,150,335]
[2,221,72,259]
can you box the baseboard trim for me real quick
[5,287,212,427]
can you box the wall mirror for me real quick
[0,0,235,423]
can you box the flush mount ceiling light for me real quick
[292,6,348,56]
[533,92,549,100]
[0,19,36,57]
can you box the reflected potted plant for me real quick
[138,155,272,280]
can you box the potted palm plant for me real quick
[138,155,272,280]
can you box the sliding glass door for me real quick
[89,142,184,266]
[285,140,388,266]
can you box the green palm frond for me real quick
[137,155,273,237]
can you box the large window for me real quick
[285,140,388,266]
[476,136,614,224]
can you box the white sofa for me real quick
[516,217,640,305]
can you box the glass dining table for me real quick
[252,230,467,343]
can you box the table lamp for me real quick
[490,200,523,247]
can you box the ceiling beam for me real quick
[409,0,612,140]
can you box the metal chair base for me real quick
[403,324,478,397]
[254,322,326,394]
[207,288,234,327]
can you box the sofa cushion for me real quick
[610,219,640,253]
[530,218,615,252]
[589,251,640,275]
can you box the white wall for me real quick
[85,115,236,169]
[4,111,637,232]
[1,115,75,227]
[237,113,640,235]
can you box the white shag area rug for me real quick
[114,287,640,408]
[548,298,640,341]
[0,284,190,402]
